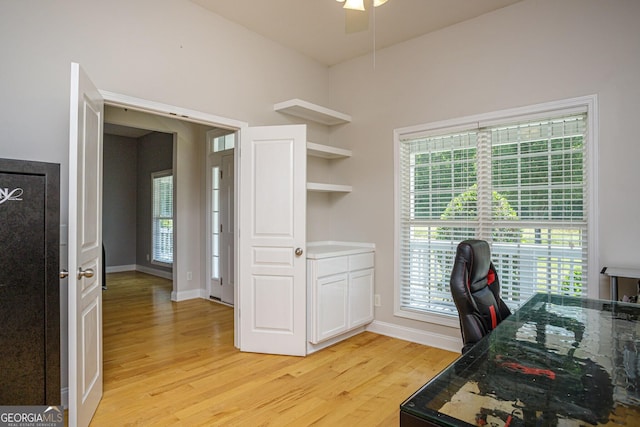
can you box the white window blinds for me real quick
[152,171,173,265]
[397,111,588,317]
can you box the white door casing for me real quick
[68,62,103,427]
[238,125,307,356]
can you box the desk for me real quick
[400,293,640,426]
[601,266,640,301]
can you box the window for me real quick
[211,166,220,279]
[211,133,235,153]
[152,170,173,265]
[395,97,597,323]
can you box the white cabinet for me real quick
[307,242,375,348]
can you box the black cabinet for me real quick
[0,158,60,405]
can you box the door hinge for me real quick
[220,169,223,180]
[220,277,223,286]
[220,223,223,233]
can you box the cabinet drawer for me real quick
[349,252,374,271]
[316,256,349,277]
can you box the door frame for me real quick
[99,90,247,348]
[205,129,236,304]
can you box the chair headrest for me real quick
[457,239,491,292]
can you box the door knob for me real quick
[59,269,69,279]
[295,247,303,257]
[77,268,95,279]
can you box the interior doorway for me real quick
[101,101,241,308]
[102,123,174,282]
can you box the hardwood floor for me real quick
[87,271,458,426]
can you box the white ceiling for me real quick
[190,0,523,66]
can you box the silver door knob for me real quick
[59,269,69,279]
[295,248,303,256]
[77,268,95,279]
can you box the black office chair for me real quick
[450,239,511,353]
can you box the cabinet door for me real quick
[314,273,348,343]
[349,268,374,328]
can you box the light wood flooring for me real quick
[86,271,458,426]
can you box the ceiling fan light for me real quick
[373,0,388,6]
[343,0,365,11]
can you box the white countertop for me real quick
[306,241,375,259]
[602,267,640,279]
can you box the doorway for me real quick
[102,124,174,282]
[101,102,242,307]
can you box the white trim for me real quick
[100,90,248,130]
[104,264,173,278]
[394,95,600,326]
[585,95,599,298]
[395,95,596,138]
[105,264,136,273]
[135,264,172,280]
[366,320,462,353]
[171,288,202,302]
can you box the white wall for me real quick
[0,0,331,400]
[4,0,640,398]
[328,0,640,342]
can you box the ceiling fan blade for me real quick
[345,7,369,33]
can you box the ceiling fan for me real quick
[336,0,390,33]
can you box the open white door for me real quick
[238,125,307,356]
[68,62,103,427]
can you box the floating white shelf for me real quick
[307,142,352,159]
[274,99,351,126]
[307,182,353,193]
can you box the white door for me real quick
[238,125,307,356]
[68,62,103,427]
[220,153,235,305]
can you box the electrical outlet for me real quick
[187,271,192,280]
[374,294,381,307]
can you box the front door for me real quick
[68,62,103,427]
[209,150,234,305]
[238,125,307,356]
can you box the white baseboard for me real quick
[171,288,202,302]
[104,264,173,280]
[105,264,136,273]
[366,320,462,353]
[135,264,173,280]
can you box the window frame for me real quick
[393,95,599,326]
[151,169,174,267]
